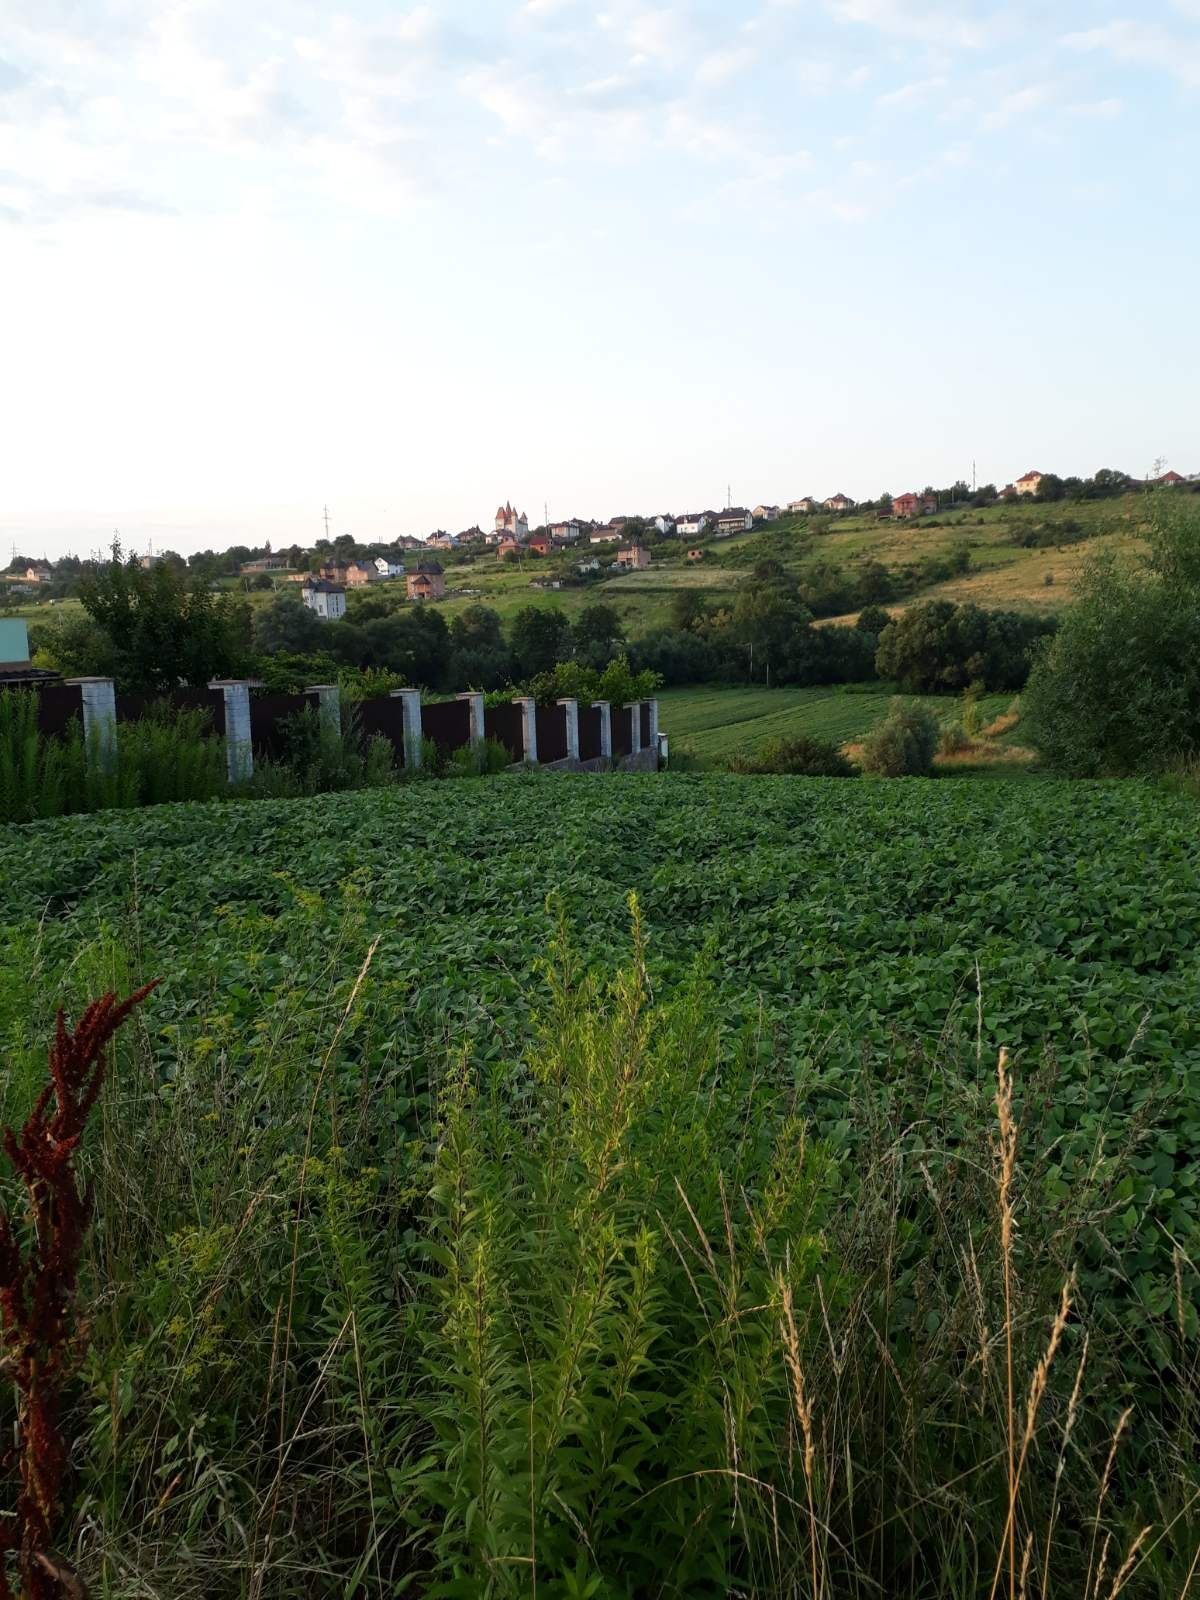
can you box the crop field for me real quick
[1,772,1198,1594]
[659,683,1016,765]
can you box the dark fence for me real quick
[578,703,604,762]
[356,696,412,765]
[535,702,568,764]
[250,692,311,758]
[33,684,83,738]
[611,704,633,759]
[640,702,652,748]
[422,698,471,757]
[485,702,525,763]
[116,688,226,736]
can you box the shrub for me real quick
[859,699,939,776]
[727,734,857,777]
[937,720,970,756]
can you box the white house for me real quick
[788,497,816,513]
[1014,470,1044,496]
[301,579,347,620]
[653,514,675,535]
[715,507,753,534]
[822,493,856,513]
[590,525,622,543]
[374,556,405,577]
[550,520,583,541]
[675,512,711,536]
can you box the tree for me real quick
[669,589,710,632]
[875,600,1052,693]
[510,607,573,678]
[253,597,325,655]
[1034,473,1066,502]
[859,700,939,776]
[449,605,510,689]
[1023,492,1200,774]
[573,604,625,670]
[732,575,810,685]
[78,542,249,691]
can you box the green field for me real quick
[0,771,1196,1594]
[658,683,1016,765]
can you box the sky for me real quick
[1,0,1198,558]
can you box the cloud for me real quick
[981,82,1053,130]
[877,74,947,106]
[826,0,1001,49]
[694,46,757,85]
[1064,97,1123,118]
[1062,20,1200,88]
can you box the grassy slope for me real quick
[658,684,1016,767]
[6,495,1148,639]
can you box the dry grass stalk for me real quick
[780,1279,821,1600]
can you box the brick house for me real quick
[893,492,936,519]
[615,545,651,570]
[406,562,446,601]
[1014,470,1044,496]
[686,548,705,562]
[528,534,552,556]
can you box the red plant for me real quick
[0,984,158,1600]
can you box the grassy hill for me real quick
[6,494,1148,642]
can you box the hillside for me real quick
[5,494,1149,643]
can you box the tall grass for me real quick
[0,913,1195,1596]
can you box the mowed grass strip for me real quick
[658,684,1013,766]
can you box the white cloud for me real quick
[877,74,947,106]
[1062,20,1200,88]
[981,82,1053,130]
[695,46,757,85]
[1064,97,1123,118]
[826,0,1000,49]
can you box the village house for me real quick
[675,512,711,537]
[497,537,521,558]
[240,554,289,574]
[426,531,459,550]
[21,563,53,584]
[590,524,622,543]
[892,492,936,520]
[1014,470,1044,496]
[822,493,856,513]
[788,497,816,514]
[301,579,347,621]
[753,505,781,522]
[374,556,405,578]
[528,534,552,556]
[615,545,651,571]
[344,559,379,586]
[686,548,705,562]
[407,562,446,601]
[715,507,753,535]
[653,514,675,535]
[576,557,600,574]
[550,519,584,541]
[319,561,350,585]
[494,501,530,540]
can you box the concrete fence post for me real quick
[592,700,612,760]
[209,679,255,784]
[456,691,486,750]
[513,696,538,765]
[648,698,661,768]
[557,698,580,764]
[66,677,117,774]
[307,682,341,736]
[390,687,424,769]
[625,702,643,757]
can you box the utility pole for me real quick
[972,459,977,494]
[323,504,331,541]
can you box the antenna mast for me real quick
[323,504,331,541]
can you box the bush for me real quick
[727,734,857,777]
[859,700,939,776]
[937,720,970,756]
[876,601,1054,693]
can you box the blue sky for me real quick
[2,0,1197,556]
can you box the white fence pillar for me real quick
[307,682,341,735]
[592,700,612,760]
[456,691,486,749]
[210,679,254,784]
[625,702,643,756]
[647,698,660,752]
[513,696,538,764]
[390,688,424,769]
[66,676,117,773]
[557,698,580,763]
